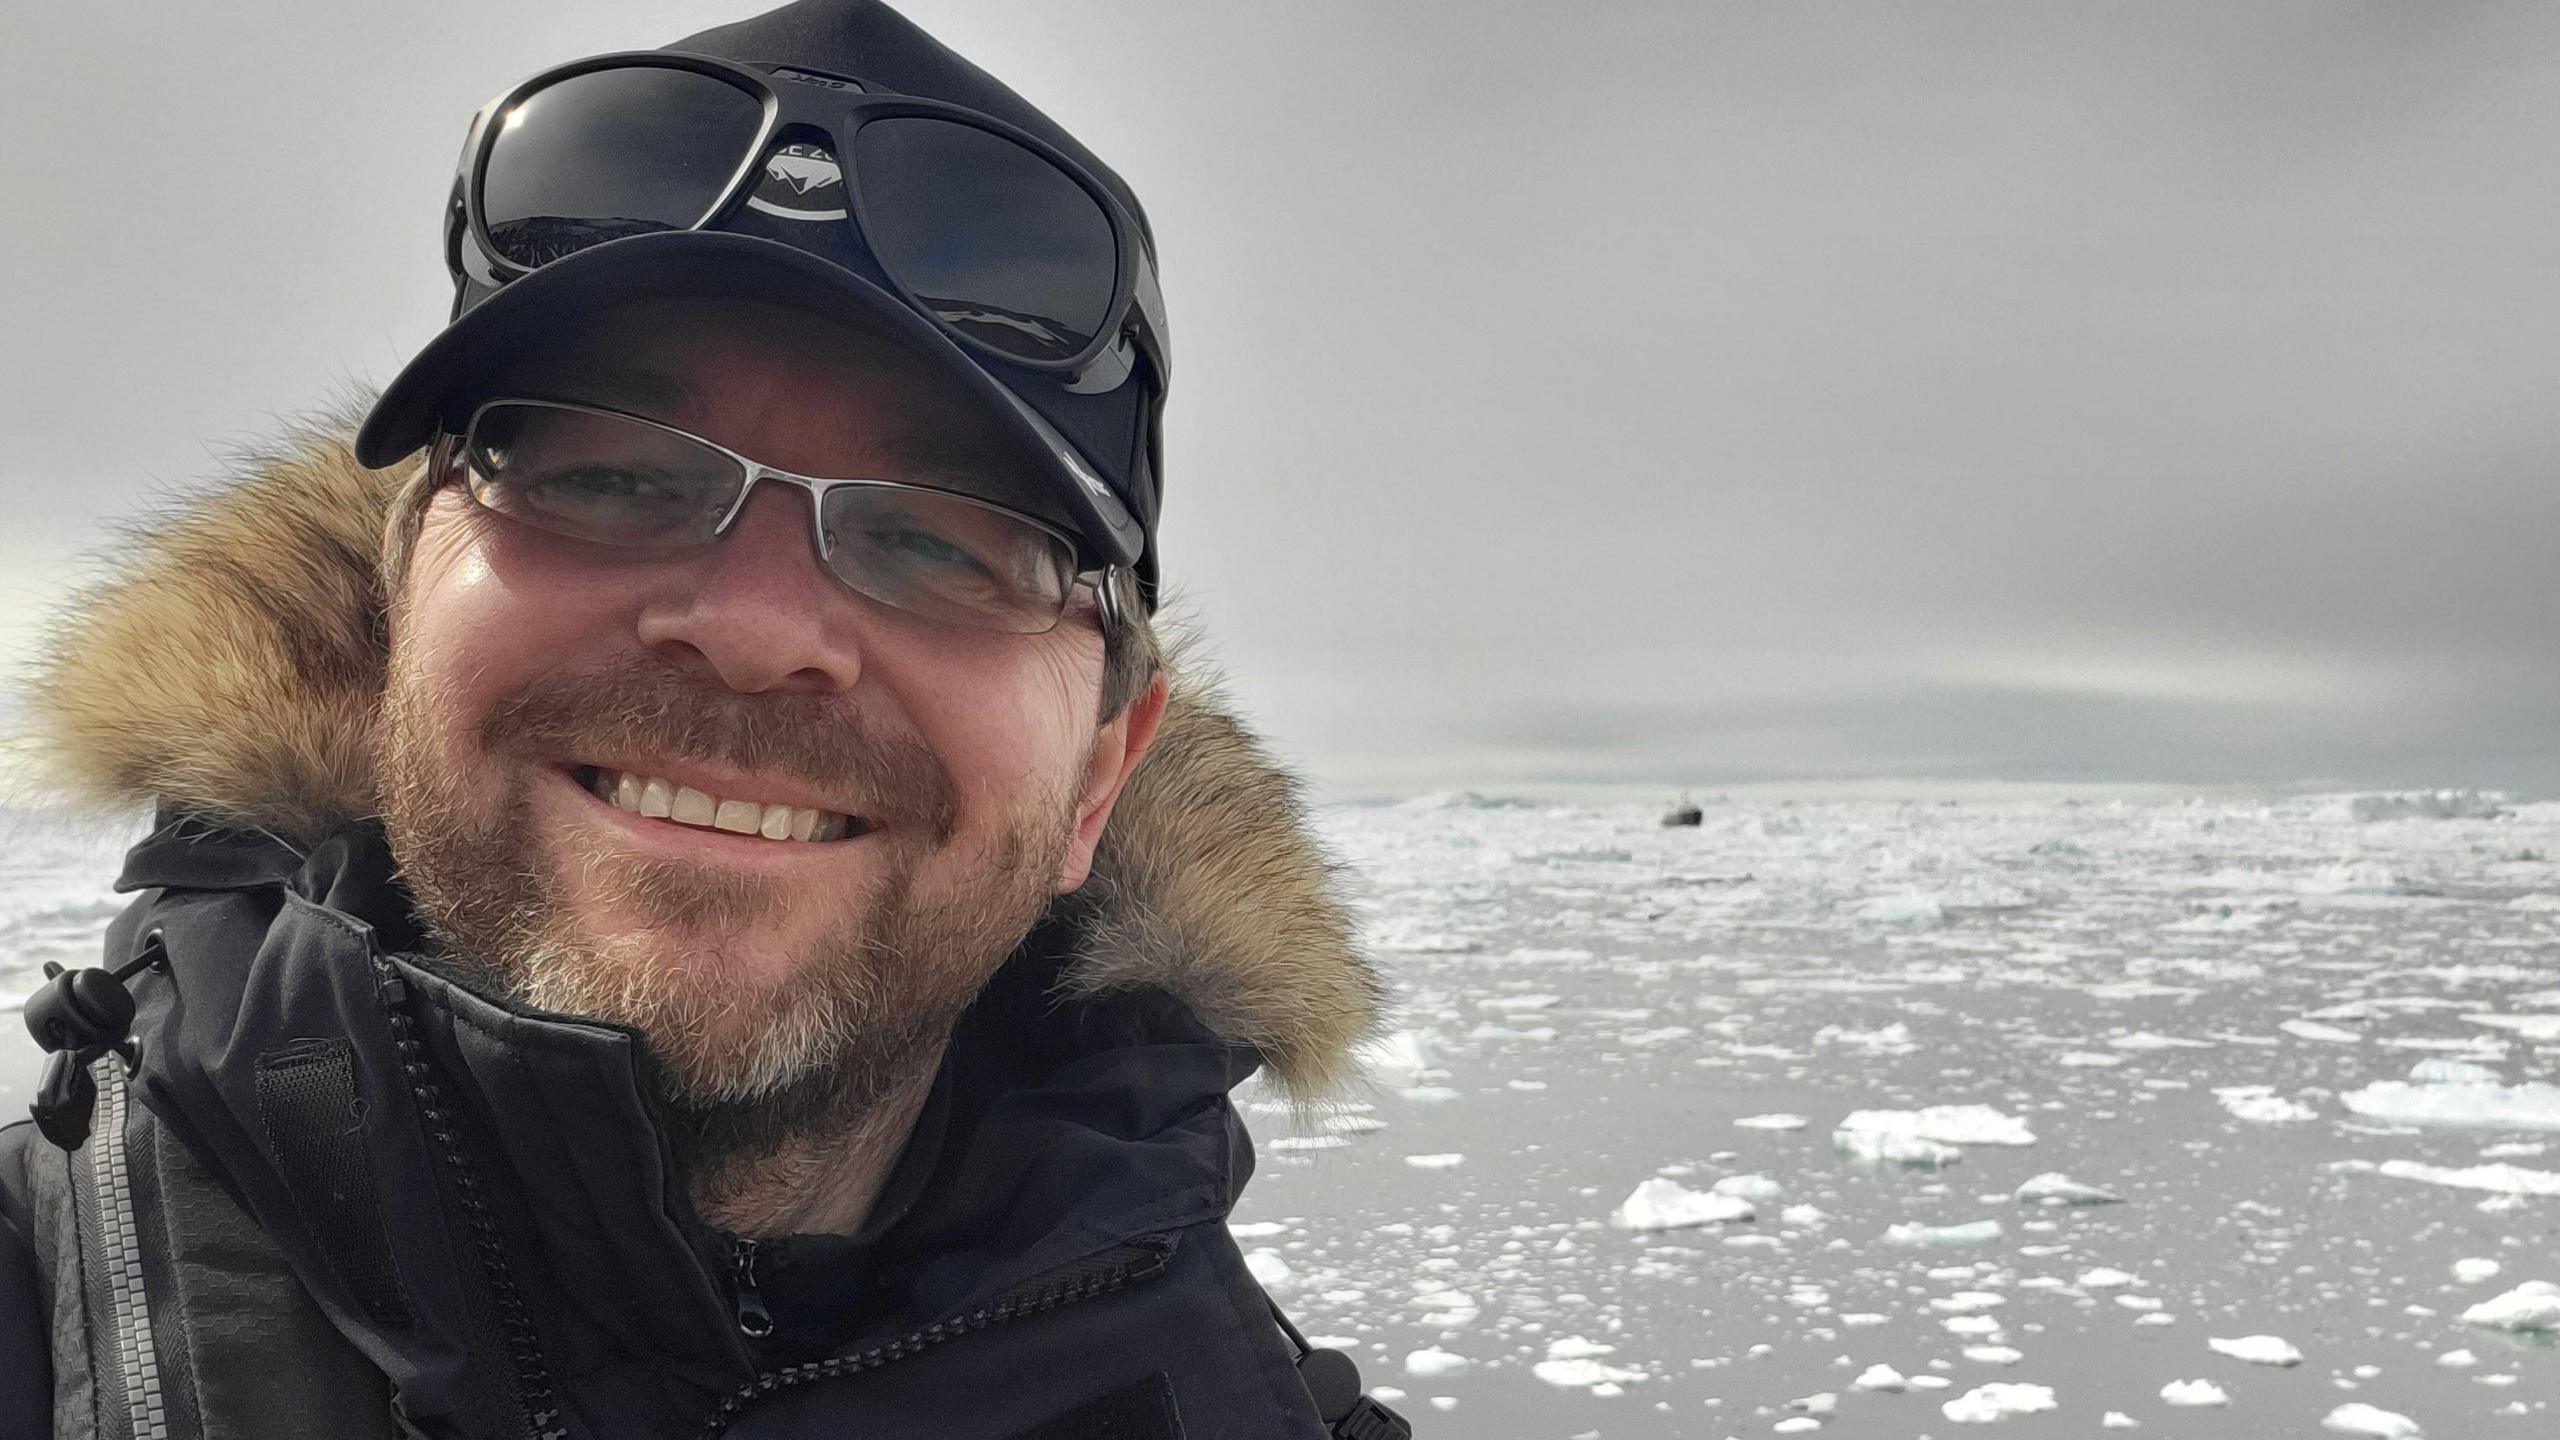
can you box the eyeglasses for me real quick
[449,52,1166,394]
[441,398,1120,636]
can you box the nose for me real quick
[633,479,866,695]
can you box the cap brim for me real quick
[357,231,1144,567]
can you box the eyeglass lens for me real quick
[480,67,1122,368]
[463,402,1079,633]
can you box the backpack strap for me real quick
[1263,1293,1412,1440]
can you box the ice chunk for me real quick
[1852,1363,1908,1391]
[2077,1267,2139,1289]
[2282,1019,2363,1044]
[1834,1128,1962,1168]
[2323,1403,2423,1437]
[2347,789,2508,821]
[2378,1159,2560,1197]
[1884,1219,2003,1248]
[2461,1280,2560,1332]
[2207,1334,2302,1366]
[1711,1173,1783,1202]
[1245,1249,1294,1287]
[1961,1344,2022,1364]
[2215,1085,2319,1123]
[2160,1378,2229,1406]
[2436,1348,2477,1368]
[1403,1153,1464,1169]
[2107,1031,2216,1051]
[1940,1382,2057,1423]
[1612,1177,1755,1230]
[1532,1358,1647,1388]
[2463,1013,2560,1042]
[2102,1412,2138,1428]
[1545,1336,1616,1359]
[2341,1080,2560,1131]
[1735,1113,1809,1131]
[2454,1257,2502,1283]
[1404,1347,1470,1378]
[2013,1173,2123,1206]
[2410,1059,2501,1085]
[1838,1105,2037,1150]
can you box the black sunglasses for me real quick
[446,51,1168,394]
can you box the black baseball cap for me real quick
[356,0,1166,596]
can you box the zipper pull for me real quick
[732,1237,775,1340]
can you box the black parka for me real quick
[0,422,1389,1439]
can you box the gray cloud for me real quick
[3,1,2551,799]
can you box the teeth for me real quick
[584,767,852,843]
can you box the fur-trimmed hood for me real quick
[18,413,1377,1097]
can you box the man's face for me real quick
[375,295,1149,1121]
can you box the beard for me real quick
[374,645,1077,1190]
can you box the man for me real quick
[0,2,1406,1436]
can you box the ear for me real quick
[1053,671,1171,894]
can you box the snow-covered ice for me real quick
[2160,1378,2230,1406]
[2342,1080,2560,1131]
[1610,1177,1754,1230]
[2323,1403,2424,1437]
[2013,1172,2122,1206]
[1941,1382,2057,1423]
[2207,1334,2303,1366]
[2459,1280,2560,1332]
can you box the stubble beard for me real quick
[374,646,1077,1204]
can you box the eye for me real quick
[865,524,997,576]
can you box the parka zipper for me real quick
[732,1237,775,1338]
[85,1058,170,1440]
[695,1233,1175,1439]
[374,959,571,1440]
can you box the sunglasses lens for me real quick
[483,66,764,269]
[464,403,743,547]
[821,484,1077,633]
[852,117,1119,365]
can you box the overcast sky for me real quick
[4,1,2553,799]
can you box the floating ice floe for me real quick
[1734,1113,1809,1131]
[2282,1018,2363,1044]
[1835,1105,2037,1171]
[1884,1219,2003,1248]
[2159,1378,2229,1406]
[1940,1382,2056,1423]
[2436,1348,2477,1368]
[1403,1347,1469,1378]
[1611,1177,1755,1230]
[1816,1021,1918,1052]
[2323,1402,2424,1437]
[2207,1334,2302,1366]
[1531,1358,1647,1389]
[2463,1013,2560,1043]
[1245,1249,1294,1287]
[1403,1153,1465,1169]
[2342,1080,2560,1131]
[2014,1172,2122,1206]
[2410,1058,2501,1085]
[2460,1280,2560,1332]
[2077,1267,2139,1290]
[1545,1336,1616,1360]
[2378,1159,2560,1198]
[2215,1086,2320,1123]
[2107,1031,2217,1051]
[1711,1173,1784,1202]
[2454,1257,2502,1283]
[1267,1135,1352,1152]
[1852,1363,1908,1392]
[2101,1412,2138,1428]
[2346,789,2508,822]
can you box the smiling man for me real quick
[0,3,1403,1437]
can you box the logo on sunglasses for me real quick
[746,142,847,223]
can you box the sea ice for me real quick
[2463,1013,2560,1042]
[2454,1258,2502,1283]
[2159,1378,2229,1406]
[2207,1334,2303,1366]
[2322,1402,2423,1437]
[2410,1058,2501,1085]
[2376,1160,2560,1198]
[1884,1219,2003,1248]
[1611,1177,1754,1230]
[1545,1336,1616,1359]
[1711,1173,1783,1202]
[2340,1079,2560,1131]
[2101,1412,2137,1428]
[1404,1348,1470,1377]
[2282,1019,2364,1043]
[1403,1153,1465,1169]
[2460,1280,2560,1332]
[2077,1267,2139,1290]
[1735,1113,1809,1131]
[2108,1031,2216,1051]
[1960,1344,2022,1364]
[2436,1348,2477,1368]
[1940,1382,2057,1423]
[1245,1249,1294,1287]
[1531,1358,1647,1389]
[1852,1363,1908,1391]
[2013,1172,2122,1206]
[2215,1085,2319,1123]
[1834,1129,1962,1167]
[1837,1105,2037,1152]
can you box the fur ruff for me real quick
[19,414,1378,1097]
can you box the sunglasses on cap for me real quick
[436,398,1125,637]
[443,52,1168,396]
